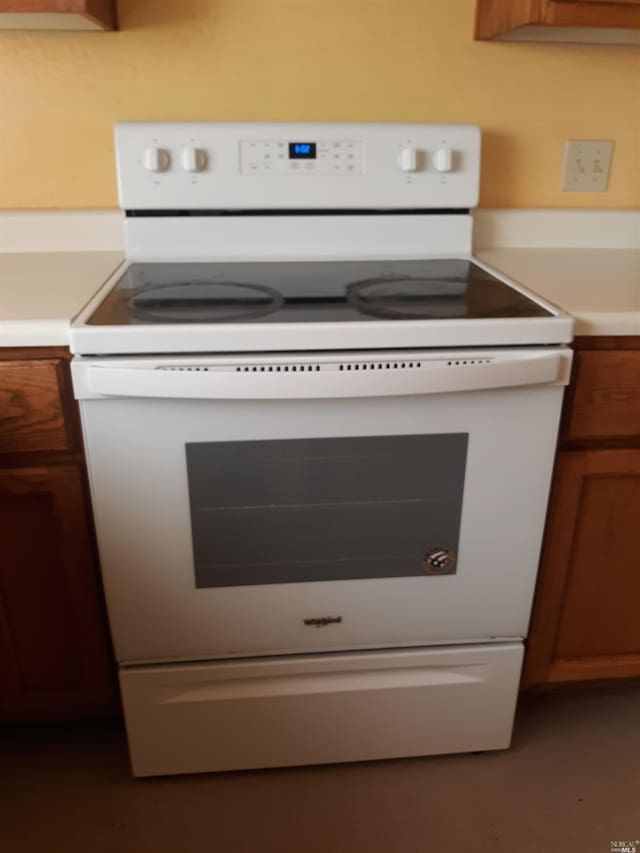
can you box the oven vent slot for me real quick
[158,357,494,374]
[159,366,218,372]
[333,359,492,370]
[235,364,324,372]
[338,361,421,371]
[158,364,325,373]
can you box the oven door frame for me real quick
[73,347,571,665]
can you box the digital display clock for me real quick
[289,142,316,160]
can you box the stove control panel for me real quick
[239,139,364,176]
[115,122,481,210]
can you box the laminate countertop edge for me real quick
[0,252,123,348]
[477,249,640,337]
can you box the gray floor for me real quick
[3,686,640,853]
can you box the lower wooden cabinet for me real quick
[524,449,640,685]
[0,348,117,721]
[524,337,640,687]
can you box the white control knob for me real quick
[180,146,207,173]
[143,146,170,173]
[434,147,454,173]
[398,146,418,173]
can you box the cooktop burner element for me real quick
[348,276,468,320]
[130,280,283,324]
[87,259,552,327]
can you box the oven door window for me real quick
[186,433,467,588]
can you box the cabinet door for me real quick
[0,1,116,30]
[0,465,117,720]
[564,350,640,443]
[551,0,640,21]
[0,357,72,454]
[562,1,640,6]
[475,0,640,40]
[524,450,640,686]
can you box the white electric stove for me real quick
[71,122,573,777]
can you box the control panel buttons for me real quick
[143,146,171,173]
[239,139,364,176]
[434,147,454,173]
[398,146,418,173]
[180,146,208,173]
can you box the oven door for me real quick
[73,348,570,664]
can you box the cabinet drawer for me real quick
[566,351,640,442]
[0,360,70,453]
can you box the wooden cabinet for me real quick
[0,0,116,30]
[524,337,640,687]
[0,347,117,721]
[0,358,72,454]
[565,350,640,443]
[475,0,640,43]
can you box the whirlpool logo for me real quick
[303,616,343,628]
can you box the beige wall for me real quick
[0,0,638,209]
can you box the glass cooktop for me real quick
[87,259,552,326]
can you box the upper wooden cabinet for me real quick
[475,0,640,44]
[0,0,116,30]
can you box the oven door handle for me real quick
[84,352,567,400]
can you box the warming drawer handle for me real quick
[84,352,565,400]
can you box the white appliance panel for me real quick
[120,644,523,776]
[239,138,365,176]
[121,213,473,261]
[70,121,575,776]
[115,122,481,210]
[76,352,567,664]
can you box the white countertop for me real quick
[478,249,640,337]
[0,252,122,348]
[0,238,638,348]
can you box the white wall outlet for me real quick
[562,140,614,192]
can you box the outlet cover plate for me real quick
[562,140,614,192]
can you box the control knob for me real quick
[434,147,454,173]
[143,146,170,173]
[180,146,208,173]
[398,146,418,173]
